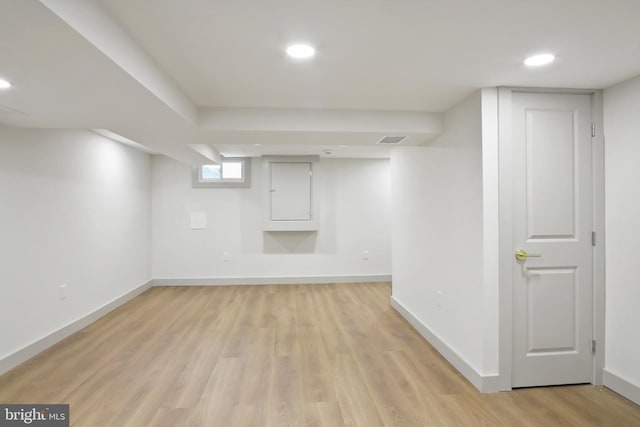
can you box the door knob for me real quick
[515,249,541,261]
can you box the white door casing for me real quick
[511,92,593,387]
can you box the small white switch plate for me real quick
[223,251,229,261]
[363,250,369,260]
[60,284,67,300]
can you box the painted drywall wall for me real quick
[391,91,487,377]
[151,156,391,281]
[0,127,151,363]
[603,75,640,397]
[480,88,500,378]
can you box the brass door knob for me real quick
[515,249,541,261]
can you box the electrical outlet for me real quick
[59,284,67,301]
[223,251,229,261]
[363,250,369,260]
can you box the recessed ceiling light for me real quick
[524,53,555,67]
[286,44,315,59]
[0,78,11,89]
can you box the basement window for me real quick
[192,157,251,188]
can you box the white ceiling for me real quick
[1,0,639,161]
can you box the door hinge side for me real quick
[592,339,596,354]
[591,123,596,138]
[592,231,596,247]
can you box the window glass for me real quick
[201,164,221,180]
[221,162,242,179]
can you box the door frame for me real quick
[497,87,605,391]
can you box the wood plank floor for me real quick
[1,283,639,426]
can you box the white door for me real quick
[511,92,593,387]
[270,162,312,221]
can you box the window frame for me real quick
[192,157,251,189]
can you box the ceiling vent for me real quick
[376,135,407,145]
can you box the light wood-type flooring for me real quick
[1,283,639,426]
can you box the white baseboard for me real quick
[151,274,392,286]
[390,296,500,393]
[0,280,152,376]
[603,368,640,405]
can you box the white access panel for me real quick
[270,162,312,221]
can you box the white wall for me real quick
[480,88,500,378]
[0,127,151,368]
[151,156,391,282]
[603,75,640,401]
[391,91,491,384]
